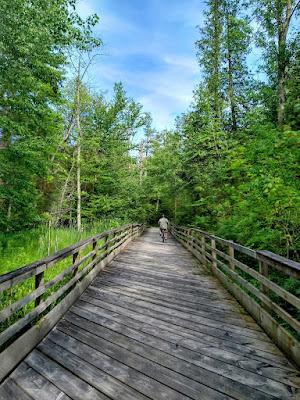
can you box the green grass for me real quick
[0,219,124,276]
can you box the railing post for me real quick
[201,235,206,266]
[187,229,192,248]
[104,233,109,253]
[211,238,217,272]
[92,239,97,261]
[72,251,79,278]
[259,260,269,295]
[228,241,235,271]
[34,270,44,307]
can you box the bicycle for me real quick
[161,229,168,243]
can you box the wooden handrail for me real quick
[0,224,138,289]
[170,224,300,368]
[171,224,300,276]
[0,223,145,369]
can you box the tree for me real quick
[0,0,73,231]
[255,0,300,127]
[222,0,251,131]
[0,0,101,231]
[196,0,224,129]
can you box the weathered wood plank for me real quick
[38,338,151,400]
[87,285,265,337]
[70,303,289,367]
[93,274,240,308]
[96,274,248,315]
[60,310,300,395]
[11,363,71,400]
[53,318,275,399]
[81,292,276,349]
[75,296,286,363]
[0,378,33,400]
[26,350,110,400]
[49,328,211,400]
[92,282,259,327]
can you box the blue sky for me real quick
[77,0,205,130]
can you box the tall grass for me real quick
[0,219,124,276]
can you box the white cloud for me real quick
[77,0,202,130]
[163,54,199,74]
[87,49,199,130]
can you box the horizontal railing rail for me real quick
[0,223,145,381]
[170,224,300,368]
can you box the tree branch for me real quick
[289,0,300,23]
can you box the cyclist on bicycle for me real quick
[158,214,169,241]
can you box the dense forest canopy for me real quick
[0,0,299,260]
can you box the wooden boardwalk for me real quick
[0,228,299,400]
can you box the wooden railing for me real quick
[0,223,144,381]
[171,224,300,367]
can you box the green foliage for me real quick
[143,0,300,262]
[57,81,151,225]
[0,0,101,232]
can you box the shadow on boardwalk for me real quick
[0,228,299,399]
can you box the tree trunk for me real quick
[211,0,223,126]
[51,154,76,227]
[277,0,292,128]
[156,198,159,212]
[75,65,82,232]
[226,12,237,132]
[139,140,145,184]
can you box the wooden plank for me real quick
[54,317,275,400]
[106,263,225,290]
[70,304,294,371]
[82,288,273,348]
[26,350,109,400]
[38,338,153,400]
[48,328,208,400]
[11,363,71,400]
[79,295,283,355]
[67,305,300,382]
[0,378,33,400]
[101,269,232,301]
[60,312,300,397]
[94,282,259,327]
[88,285,265,337]
[96,272,236,304]
[56,319,235,400]
[96,275,247,315]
